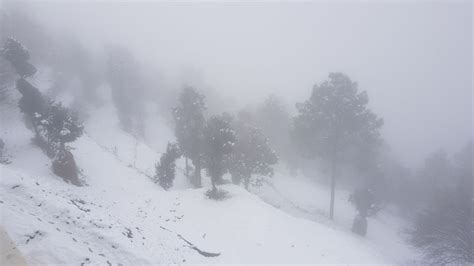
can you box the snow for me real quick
[0,70,418,264]
[253,172,421,264]
[0,164,388,264]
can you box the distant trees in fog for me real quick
[169,87,279,196]
[2,11,470,263]
[254,95,296,174]
[203,113,236,195]
[172,87,207,188]
[411,142,473,264]
[227,113,278,190]
[106,46,145,137]
[292,72,383,220]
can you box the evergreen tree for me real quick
[0,55,16,103]
[16,78,49,120]
[411,144,473,264]
[44,102,84,152]
[1,37,36,78]
[255,95,296,173]
[155,142,181,190]
[292,73,383,219]
[203,113,235,193]
[417,149,451,202]
[2,38,83,185]
[172,87,206,188]
[227,114,278,190]
[106,46,145,136]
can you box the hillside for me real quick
[0,73,416,264]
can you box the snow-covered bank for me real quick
[0,79,408,264]
[1,161,390,264]
[254,172,421,264]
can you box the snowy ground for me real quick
[0,75,419,264]
[253,173,421,264]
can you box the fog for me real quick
[13,0,472,167]
[1,1,473,264]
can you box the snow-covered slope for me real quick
[1,76,404,264]
[254,173,421,264]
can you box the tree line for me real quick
[1,27,471,264]
[1,38,84,185]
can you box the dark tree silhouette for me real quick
[293,73,383,219]
[227,114,278,190]
[155,142,181,190]
[203,113,235,194]
[1,37,36,78]
[173,87,206,188]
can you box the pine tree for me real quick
[172,87,206,188]
[106,46,145,136]
[417,149,451,202]
[227,114,278,190]
[16,78,49,120]
[1,37,36,78]
[45,102,84,152]
[411,142,473,264]
[2,38,83,185]
[292,73,383,219]
[254,95,296,173]
[155,142,181,190]
[203,113,235,194]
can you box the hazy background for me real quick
[8,0,473,167]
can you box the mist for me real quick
[0,1,472,265]
[12,0,472,166]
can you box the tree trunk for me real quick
[329,157,337,220]
[185,156,189,178]
[194,160,202,188]
[211,176,217,193]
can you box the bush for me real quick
[205,188,229,201]
[52,148,82,186]
[351,214,368,236]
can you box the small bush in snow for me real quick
[205,188,229,201]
